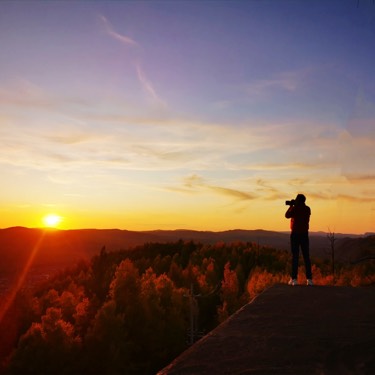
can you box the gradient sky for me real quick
[1,0,374,234]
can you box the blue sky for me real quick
[0,0,374,233]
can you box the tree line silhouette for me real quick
[2,239,374,374]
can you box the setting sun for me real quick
[43,214,62,228]
[0,1,373,236]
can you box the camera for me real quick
[285,199,295,206]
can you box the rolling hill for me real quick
[0,227,372,275]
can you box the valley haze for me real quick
[0,227,372,277]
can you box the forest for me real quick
[1,239,374,374]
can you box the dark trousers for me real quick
[290,232,312,279]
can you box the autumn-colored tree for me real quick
[247,266,284,298]
[90,246,117,301]
[203,257,219,290]
[139,268,188,372]
[5,239,374,375]
[76,259,143,373]
[73,297,90,337]
[84,300,131,374]
[9,307,81,374]
[218,262,241,322]
[168,258,184,287]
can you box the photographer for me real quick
[285,194,313,286]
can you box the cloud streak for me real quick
[208,186,256,201]
[0,80,89,110]
[135,64,166,107]
[179,174,256,201]
[98,14,165,108]
[99,15,138,46]
[244,68,312,99]
[0,103,363,175]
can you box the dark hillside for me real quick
[0,227,370,275]
[337,235,375,263]
[0,227,162,274]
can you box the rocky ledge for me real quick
[158,284,375,375]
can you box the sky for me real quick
[0,0,374,234]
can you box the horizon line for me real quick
[1,226,371,237]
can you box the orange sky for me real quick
[0,1,374,235]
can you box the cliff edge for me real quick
[158,284,375,374]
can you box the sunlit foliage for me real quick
[10,307,81,374]
[4,240,374,374]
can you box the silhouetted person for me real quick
[285,194,313,286]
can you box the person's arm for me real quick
[285,206,294,218]
[307,206,311,224]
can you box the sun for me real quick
[43,214,62,228]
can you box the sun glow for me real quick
[43,214,62,228]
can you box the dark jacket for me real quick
[285,203,311,233]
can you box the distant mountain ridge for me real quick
[0,227,373,275]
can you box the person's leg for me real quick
[290,233,300,280]
[300,233,312,280]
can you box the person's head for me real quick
[295,194,306,204]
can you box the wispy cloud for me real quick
[208,186,256,201]
[179,174,256,201]
[45,134,90,145]
[255,178,280,195]
[135,63,166,107]
[0,80,88,110]
[244,68,310,98]
[283,188,375,204]
[0,103,341,174]
[337,194,375,203]
[98,14,166,108]
[99,14,138,46]
[345,174,375,183]
[246,76,297,96]
[2,77,374,215]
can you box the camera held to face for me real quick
[285,199,296,206]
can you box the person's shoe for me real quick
[306,279,313,286]
[288,279,298,286]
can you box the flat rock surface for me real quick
[158,284,375,374]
